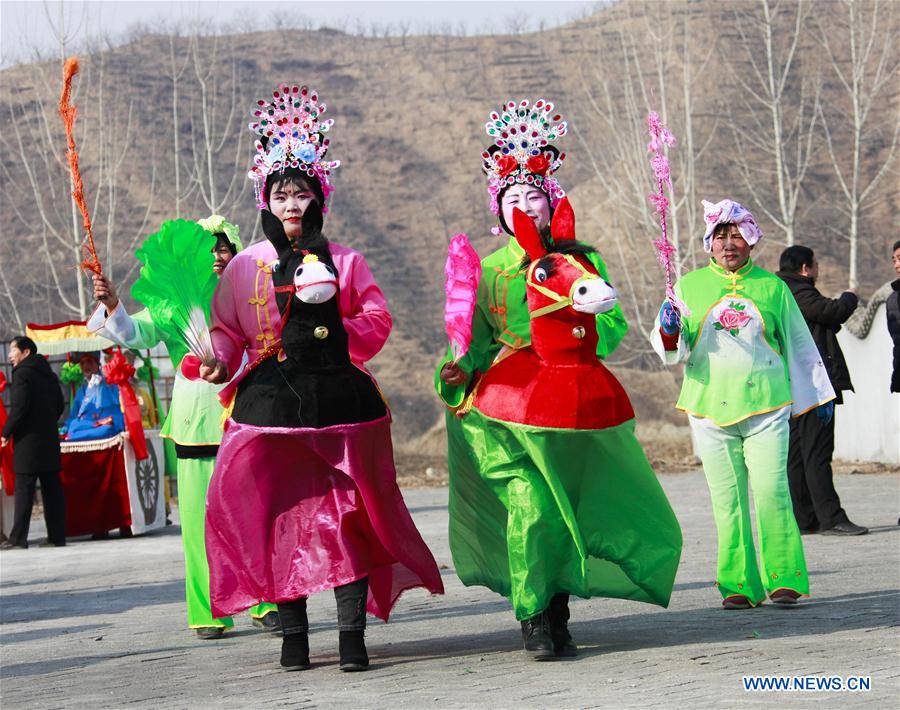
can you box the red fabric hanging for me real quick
[102,351,148,460]
[60,446,131,536]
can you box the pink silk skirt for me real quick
[205,416,444,620]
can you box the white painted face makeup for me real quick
[501,183,551,233]
[268,180,318,240]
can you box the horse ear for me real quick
[550,197,575,241]
[512,208,547,261]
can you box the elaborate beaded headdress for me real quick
[248,84,340,211]
[482,99,568,217]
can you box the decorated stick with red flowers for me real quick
[646,111,688,315]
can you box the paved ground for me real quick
[1,469,898,709]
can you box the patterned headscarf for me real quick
[701,199,763,253]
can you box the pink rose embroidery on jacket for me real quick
[714,302,752,336]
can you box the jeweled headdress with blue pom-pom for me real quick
[248,84,341,211]
[482,99,568,216]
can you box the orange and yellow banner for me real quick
[26,320,115,355]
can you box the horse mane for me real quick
[518,235,597,271]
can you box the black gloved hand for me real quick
[260,209,292,262]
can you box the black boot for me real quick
[278,599,310,671]
[335,577,369,671]
[520,611,555,661]
[281,634,310,671]
[338,630,369,671]
[547,593,577,657]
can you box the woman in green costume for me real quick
[652,200,835,610]
[88,216,279,638]
[436,99,682,659]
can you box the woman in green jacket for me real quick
[88,215,278,638]
[436,99,680,660]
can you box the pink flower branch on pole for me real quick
[646,111,689,315]
[444,233,481,362]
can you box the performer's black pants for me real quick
[787,410,848,531]
[9,470,66,547]
[278,576,368,635]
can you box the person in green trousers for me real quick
[652,199,836,610]
[88,215,279,638]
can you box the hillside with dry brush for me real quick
[1,0,897,461]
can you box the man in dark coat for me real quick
[888,240,900,394]
[0,336,66,549]
[777,246,868,536]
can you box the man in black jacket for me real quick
[889,240,900,394]
[777,247,868,536]
[0,336,66,549]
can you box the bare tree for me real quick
[185,28,249,217]
[164,25,194,218]
[0,250,24,332]
[672,9,720,272]
[573,0,717,357]
[50,0,92,316]
[0,56,96,319]
[397,19,411,47]
[815,0,900,287]
[723,0,821,246]
[503,14,528,36]
[0,9,157,325]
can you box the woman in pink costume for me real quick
[200,84,443,672]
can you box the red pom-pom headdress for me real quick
[482,99,568,216]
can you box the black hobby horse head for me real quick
[261,206,349,370]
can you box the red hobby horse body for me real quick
[473,199,635,430]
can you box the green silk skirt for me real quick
[446,409,683,620]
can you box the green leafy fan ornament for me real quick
[131,220,218,368]
[60,361,85,385]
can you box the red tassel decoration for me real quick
[59,57,102,276]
